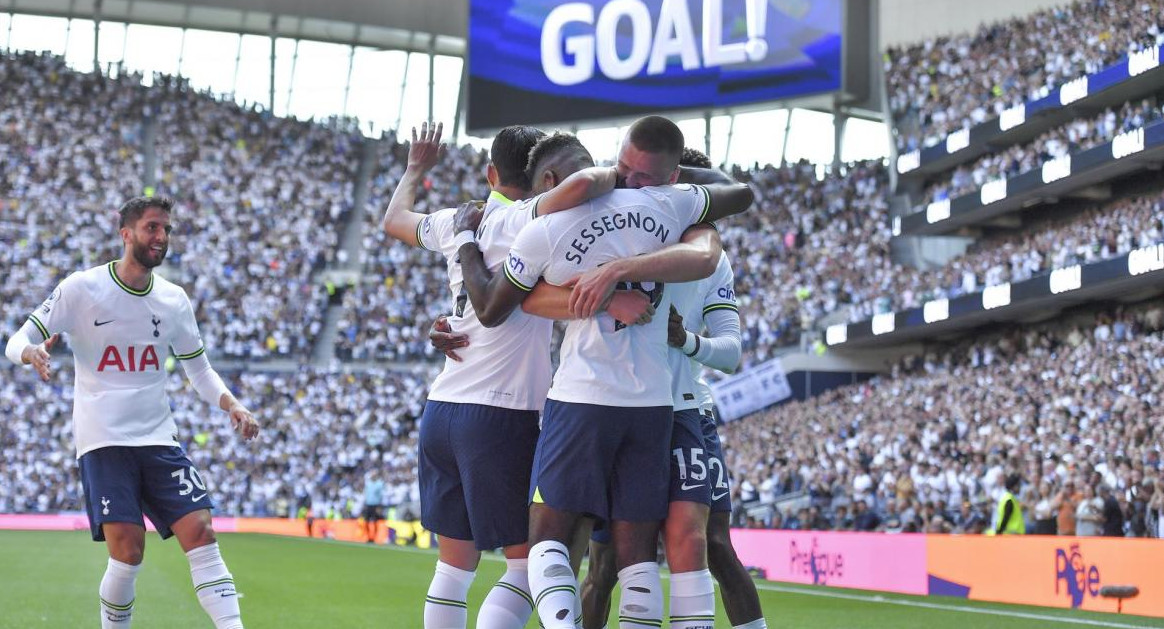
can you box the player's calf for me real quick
[707,512,766,628]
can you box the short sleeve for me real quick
[171,293,207,361]
[503,221,551,292]
[27,274,79,339]
[701,256,739,318]
[417,207,457,255]
[652,183,711,227]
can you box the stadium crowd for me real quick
[887,0,1164,152]
[724,305,1164,538]
[924,98,1163,203]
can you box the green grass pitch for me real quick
[0,530,1161,628]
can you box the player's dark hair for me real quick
[118,196,174,228]
[491,125,546,191]
[627,115,684,158]
[526,132,594,182]
[680,147,712,168]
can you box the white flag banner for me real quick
[709,358,793,421]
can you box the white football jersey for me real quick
[416,191,553,410]
[26,262,208,458]
[504,185,711,407]
[669,253,739,412]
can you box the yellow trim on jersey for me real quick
[107,262,153,296]
[28,315,49,341]
[703,303,739,315]
[173,346,206,361]
[694,184,711,223]
[489,190,515,206]
[532,486,545,504]
[503,265,534,292]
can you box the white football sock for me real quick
[616,562,662,629]
[734,619,768,629]
[477,557,534,629]
[100,557,140,627]
[424,560,475,629]
[187,543,243,629]
[669,569,716,629]
[529,540,577,628]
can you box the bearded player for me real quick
[5,197,259,629]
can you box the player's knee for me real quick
[111,546,144,566]
[706,529,737,577]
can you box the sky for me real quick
[0,12,889,168]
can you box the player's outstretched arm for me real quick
[522,281,654,326]
[701,182,754,223]
[5,321,59,381]
[565,224,723,318]
[534,166,619,216]
[381,121,444,246]
[667,305,742,374]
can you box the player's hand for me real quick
[229,404,260,441]
[429,315,469,362]
[407,121,444,172]
[563,262,625,319]
[22,333,58,382]
[453,200,485,234]
[667,305,687,347]
[606,290,653,327]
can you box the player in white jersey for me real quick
[379,123,650,629]
[576,147,768,629]
[4,197,258,629]
[453,120,754,629]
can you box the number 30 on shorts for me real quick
[172,466,207,497]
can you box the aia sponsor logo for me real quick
[789,537,844,586]
[97,345,161,372]
[1055,544,1101,608]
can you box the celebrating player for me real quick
[379,122,648,629]
[4,196,258,629]
[454,117,754,629]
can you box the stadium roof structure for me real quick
[9,0,467,56]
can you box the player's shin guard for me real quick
[424,560,475,629]
[616,562,663,629]
[528,540,577,628]
[669,569,716,629]
[100,557,140,627]
[477,557,534,629]
[186,543,243,629]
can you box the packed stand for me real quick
[0,363,434,519]
[724,306,1164,538]
[718,160,893,364]
[887,0,1164,153]
[924,99,1163,204]
[0,51,145,351]
[847,190,1164,321]
[152,75,361,359]
[335,137,491,362]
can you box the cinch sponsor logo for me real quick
[825,324,846,346]
[541,0,771,86]
[717,286,735,300]
[1059,76,1088,106]
[945,128,969,154]
[926,199,951,224]
[1128,243,1164,276]
[1049,265,1082,294]
[1128,46,1160,77]
[1112,127,1145,159]
[896,150,920,174]
[1055,544,1101,608]
[97,345,161,372]
[999,104,1026,131]
[789,538,844,585]
[508,253,526,275]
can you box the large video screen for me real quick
[468,0,843,131]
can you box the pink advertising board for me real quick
[730,529,929,595]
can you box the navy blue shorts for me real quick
[79,445,215,542]
[670,409,714,506]
[418,400,540,551]
[531,400,672,523]
[700,409,733,514]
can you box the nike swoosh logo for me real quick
[712,492,730,501]
[94,319,114,326]
[192,493,208,503]
[680,482,705,491]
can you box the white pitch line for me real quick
[256,535,1158,628]
[751,582,1155,629]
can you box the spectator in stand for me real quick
[1076,484,1105,536]
[1032,482,1058,535]
[1101,485,1126,537]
